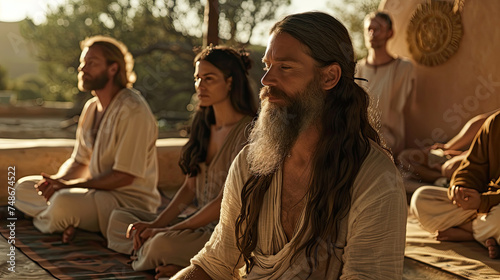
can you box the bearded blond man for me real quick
[15,36,160,243]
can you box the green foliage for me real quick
[18,0,290,119]
[0,65,8,90]
[217,0,291,45]
[328,0,381,59]
[12,74,46,100]
[19,0,200,116]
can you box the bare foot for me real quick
[436,227,474,241]
[62,226,76,243]
[485,238,500,259]
[155,264,184,279]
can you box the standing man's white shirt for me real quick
[356,57,416,155]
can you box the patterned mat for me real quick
[406,214,500,280]
[0,207,154,280]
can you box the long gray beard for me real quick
[247,81,324,176]
[247,100,301,176]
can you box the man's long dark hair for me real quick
[235,12,383,276]
[179,46,258,176]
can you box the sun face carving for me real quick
[407,1,463,67]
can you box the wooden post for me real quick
[203,0,219,47]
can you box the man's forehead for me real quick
[80,45,105,61]
[263,32,310,62]
[365,16,388,29]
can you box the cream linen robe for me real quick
[191,142,407,279]
[15,88,160,237]
[356,58,416,155]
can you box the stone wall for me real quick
[380,0,500,149]
[0,138,187,204]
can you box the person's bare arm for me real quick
[131,176,196,250]
[52,158,90,180]
[149,176,196,228]
[38,169,135,200]
[170,189,222,231]
[170,265,213,280]
[46,169,134,189]
[444,111,495,151]
[34,158,90,200]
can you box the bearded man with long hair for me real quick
[172,12,407,280]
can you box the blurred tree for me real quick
[328,0,381,59]
[19,0,290,121]
[216,0,291,45]
[0,65,8,90]
[20,0,198,117]
[12,74,46,100]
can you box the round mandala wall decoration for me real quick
[407,1,463,67]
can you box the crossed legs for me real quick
[411,186,500,259]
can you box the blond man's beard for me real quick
[247,77,325,176]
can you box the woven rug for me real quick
[406,214,500,279]
[0,206,154,279]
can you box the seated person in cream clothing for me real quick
[171,12,407,280]
[411,110,500,259]
[106,46,257,279]
[14,36,160,243]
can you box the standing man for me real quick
[15,36,160,242]
[356,12,416,156]
[172,12,407,279]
